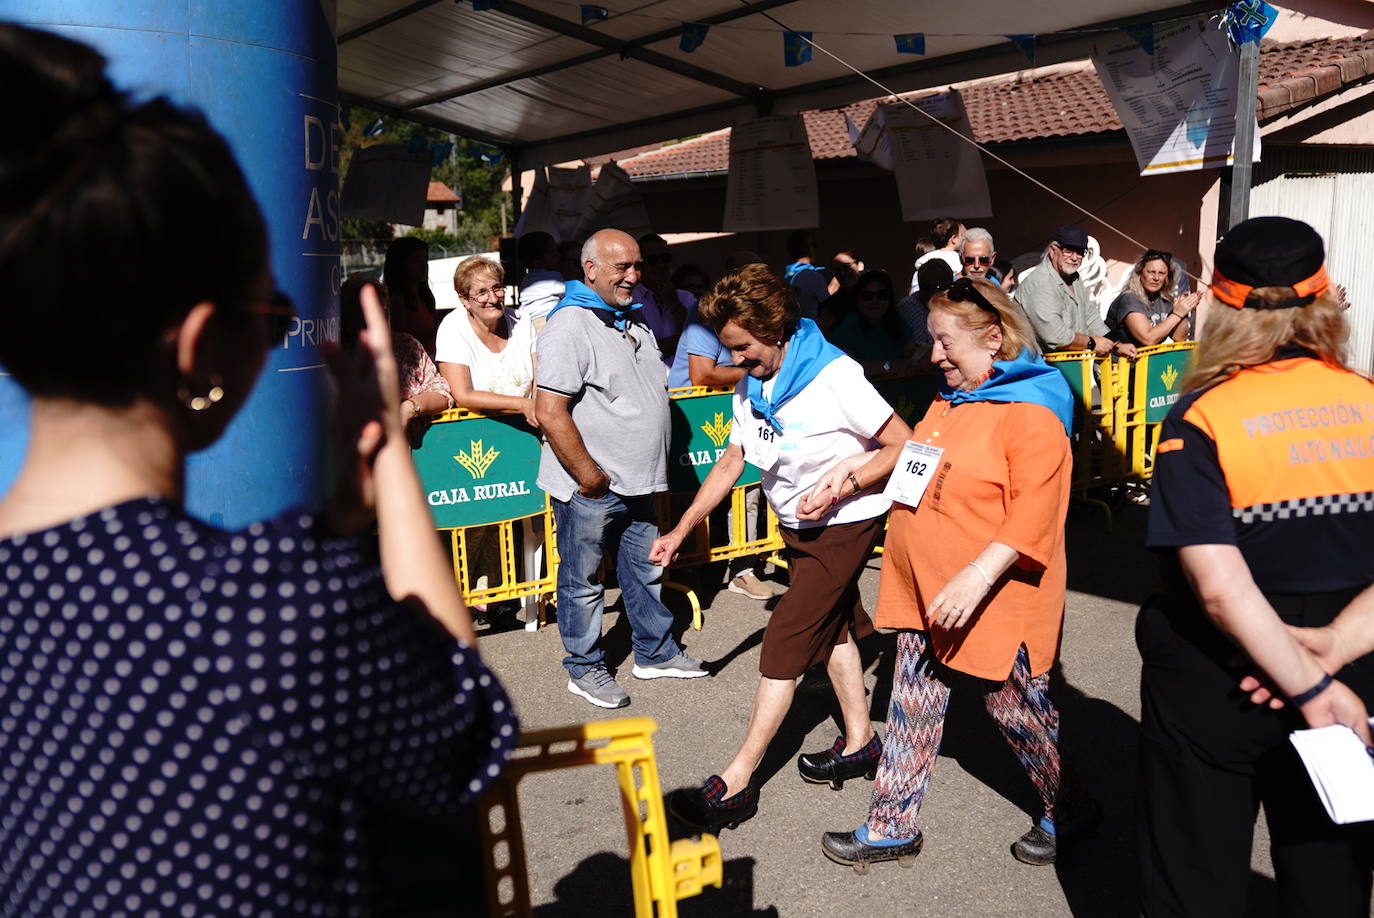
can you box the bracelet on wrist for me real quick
[967,560,994,588]
[1290,672,1334,707]
[846,472,862,497]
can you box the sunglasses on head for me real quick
[1143,249,1172,264]
[961,255,993,266]
[947,277,1000,318]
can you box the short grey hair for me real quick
[580,235,600,266]
[959,227,994,253]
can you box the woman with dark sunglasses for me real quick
[1105,250,1202,347]
[828,270,924,376]
[823,277,1093,871]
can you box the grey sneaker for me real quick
[567,666,630,708]
[632,652,708,680]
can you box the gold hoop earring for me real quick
[177,375,225,412]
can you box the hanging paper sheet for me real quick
[722,114,820,232]
[574,162,653,240]
[1091,16,1261,176]
[340,144,431,226]
[876,92,992,223]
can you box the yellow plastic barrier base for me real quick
[480,717,722,918]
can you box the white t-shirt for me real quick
[518,269,564,321]
[909,249,961,294]
[728,356,895,529]
[434,306,536,397]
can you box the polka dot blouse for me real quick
[0,498,517,917]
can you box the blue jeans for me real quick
[551,491,681,679]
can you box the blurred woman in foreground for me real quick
[0,24,513,914]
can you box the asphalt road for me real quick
[478,503,1291,918]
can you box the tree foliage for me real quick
[339,105,509,251]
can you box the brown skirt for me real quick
[759,515,882,680]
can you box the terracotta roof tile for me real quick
[617,36,1374,180]
[426,181,460,202]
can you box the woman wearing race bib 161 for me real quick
[648,264,910,832]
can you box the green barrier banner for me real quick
[1144,349,1191,423]
[873,375,943,426]
[668,392,761,491]
[414,415,545,528]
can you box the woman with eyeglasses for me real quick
[1105,250,1202,347]
[822,277,1091,871]
[829,270,923,376]
[436,255,538,429]
[0,25,514,913]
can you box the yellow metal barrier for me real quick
[479,717,723,918]
[1110,341,1195,481]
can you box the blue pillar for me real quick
[0,1,340,529]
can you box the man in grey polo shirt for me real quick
[1015,224,1137,358]
[535,228,707,708]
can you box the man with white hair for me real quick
[958,227,996,280]
[536,229,707,708]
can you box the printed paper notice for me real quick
[1092,17,1260,176]
[723,115,819,232]
[868,92,992,222]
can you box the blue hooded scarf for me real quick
[748,318,845,432]
[545,279,640,331]
[940,348,1075,435]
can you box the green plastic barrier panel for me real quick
[1144,348,1191,423]
[668,391,760,491]
[414,414,545,528]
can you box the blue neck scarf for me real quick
[784,260,823,283]
[545,279,640,331]
[941,349,1075,435]
[748,318,845,432]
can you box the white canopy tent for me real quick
[337,0,1222,168]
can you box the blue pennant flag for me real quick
[581,5,609,24]
[893,33,925,55]
[1006,34,1036,64]
[1225,0,1277,45]
[479,150,503,165]
[784,31,812,67]
[472,0,500,9]
[680,22,709,53]
[1120,23,1155,56]
[362,118,385,137]
[431,141,454,167]
[407,132,429,155]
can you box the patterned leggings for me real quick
[868,631,1061,838]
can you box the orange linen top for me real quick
[875,397,1072,680]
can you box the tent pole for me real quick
[1219,39,1259,234]
[509,149,523,225]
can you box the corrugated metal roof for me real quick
[337,0,1219,164]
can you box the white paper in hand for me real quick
[1289,721,1374,824]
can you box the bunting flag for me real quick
[894,33,925,55]
[471,0,500,9]
[406,132,430,155]
[580,5,609,24]
[1224,0,1277,45]
[784,31,813,67]
[1006,34,1036,64]
[474,149,504,165]
[430,141,454,167]
[1120,23,1155,56]
[680,22,709,53]
[362,118,385,137]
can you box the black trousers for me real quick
[1136,591,1374,918]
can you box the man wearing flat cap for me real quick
[1015,225,1136,358]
